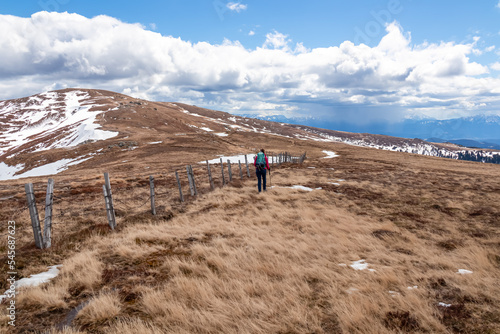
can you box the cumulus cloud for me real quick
[226,2,247,12]
[248,30,255,36]
[0,11,499,120]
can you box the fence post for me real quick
[227,160,233,182]
[175,171,184,202]
[189,165,198,195]
[206,160,214,190]
[245,155,250,177]
[149,176,156,215]
[103,172,116,230]
[25,183,44,249]
[186,166,195,196]
[220,158,225,186]
[43,178,54,249]
[239,161,243,180]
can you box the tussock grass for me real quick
[1,144,499,333]
[75,291,122,326]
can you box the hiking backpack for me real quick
[256,152,266,170]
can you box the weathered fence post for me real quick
[43,178,54,249]
[206,160,214,190]
[245,155,250,177]
[25,183,44,249]
[186,166,195,196]
[220,158,225,186]
[189,165,197,195]
[149,176,156,215]
[103,172,116,230]
[239,161,243,180]
[227,160,233,182]
[175,171,184,202]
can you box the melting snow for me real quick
[279,185,322,191]
[0,90,118,156]
[200,127,213,132]
[215,133,228,137]
[407,286,418,290]
[202,154,257,164]
[438,302,452,307]
[349,259,375,271]
[322,150,339,159]
[148,141,162,144]
[0,265,62,303]
[457,269,473,275]
[0,156,92,181]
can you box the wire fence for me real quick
[1,151,306,248]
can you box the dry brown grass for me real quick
[75,291,122,326]
[0,142,499,333]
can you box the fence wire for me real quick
[2,152,306,246]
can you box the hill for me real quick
[0,89,499,333]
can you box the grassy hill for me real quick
[1,142,499,333]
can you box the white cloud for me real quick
[497,0,500,8]
[263,30,291,50]
[227,2,247,12]
[248,30,255,36]
[491,62,500,71]
[0,12,499,120]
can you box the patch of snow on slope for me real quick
[0,162,24,181]
[0,156,92,181]
[322,150,339,159]
[215,133,228,137]
[457,269,473,274]
[0,91,118,156]
[202,154,257,164]
[200,127,213,132]
[0,265,62,303]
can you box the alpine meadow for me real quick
[1,1,500,333]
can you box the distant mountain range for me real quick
[238,114,500,150]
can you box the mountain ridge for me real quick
[1,88,500,181]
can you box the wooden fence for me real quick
[21,152,306,249]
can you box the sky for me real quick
[1,0,500,124]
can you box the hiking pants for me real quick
[256,168,267,192]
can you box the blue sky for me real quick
[1,0,500,124]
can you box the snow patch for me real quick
[215,133,228,137]
[457,269,473,275]
[0,265,62,303]
[0,156,92,180]
[322,150,339,159]
[438,302,452,307]
[202,154,256,164]
[349,259,375,271]
[200,127,213,132]
[148,141,162,144]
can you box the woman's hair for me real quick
[260,148,265,154]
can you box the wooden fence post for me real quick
[189,165,198,195]
[239,161,243,180]
[103,172,116,230]
[227,160,233,182]
[43,178,54,249]
[149,176,156,215]
[220,158,225,186]
[206,160,214,190]
[175,171,184,202]
[245,155,250,177]
[25,183,44,249]
[186,166,195,196]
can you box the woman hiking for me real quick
[254,148,270,192]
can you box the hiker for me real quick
[254,148,270,192]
